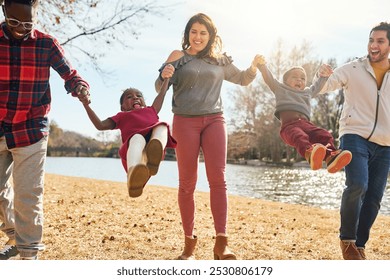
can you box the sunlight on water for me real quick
[225,164,390,215]
[45,157,390,215]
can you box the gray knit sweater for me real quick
[156,51,256,116]
[258,64,328,120]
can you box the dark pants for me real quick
[340,134,390,247]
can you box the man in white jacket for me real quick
[316,21,390,260]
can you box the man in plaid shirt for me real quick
[0,0,90,260]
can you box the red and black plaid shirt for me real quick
[0,22,89,148]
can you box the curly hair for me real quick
[119,88,143,106]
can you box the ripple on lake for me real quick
[227,166,345,210]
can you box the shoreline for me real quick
[2,173,390,260]
[46,157,378,215]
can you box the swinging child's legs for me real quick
[126,134,149,198]
[145,125,168,176]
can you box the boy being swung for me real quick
[257,56,352,172]
[0,0,90,260]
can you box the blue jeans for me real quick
[340,134,390,248]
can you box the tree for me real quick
[48,120,120,157]
[228,79,281,162]
[1,0,174,74]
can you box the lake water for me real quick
[45,156,390,215]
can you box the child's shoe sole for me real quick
[127,164,149,198]
[310,144,327,170]
[327,150,352,173]
[145,139,163,176]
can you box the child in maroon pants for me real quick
[257,56,352,172]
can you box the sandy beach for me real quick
[2,173,390,260]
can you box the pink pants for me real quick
[173,114,228,236]
[280,118,336,158]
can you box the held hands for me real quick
[161,64,175,79]
[75,84,91,105]
[257,55,266,66]
[318,64,333,77]
[251,55,266,72]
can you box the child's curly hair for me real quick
[119,88,144,107]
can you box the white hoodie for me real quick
[317,56,390,146]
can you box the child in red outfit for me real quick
[83,79,176,197]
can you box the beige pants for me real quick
[0,136,48,258]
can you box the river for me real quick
[45,156,390,215]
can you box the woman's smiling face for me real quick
[186,22,210,55]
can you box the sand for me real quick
[1,173,390,260]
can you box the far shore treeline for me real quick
[47,121,179,160]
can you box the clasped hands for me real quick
[75,84,91,105]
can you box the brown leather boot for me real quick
[213,235,237,260]
[357,247,367,260]
[340,240,363,260]
[178,236,197,260]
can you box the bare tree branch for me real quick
[61,5,152,46]
[33,0,177,75]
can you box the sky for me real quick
[43,0,390,140]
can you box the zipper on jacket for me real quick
[366,90,380,141]
[366,72,389,141]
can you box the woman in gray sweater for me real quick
[155,13,263,260]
